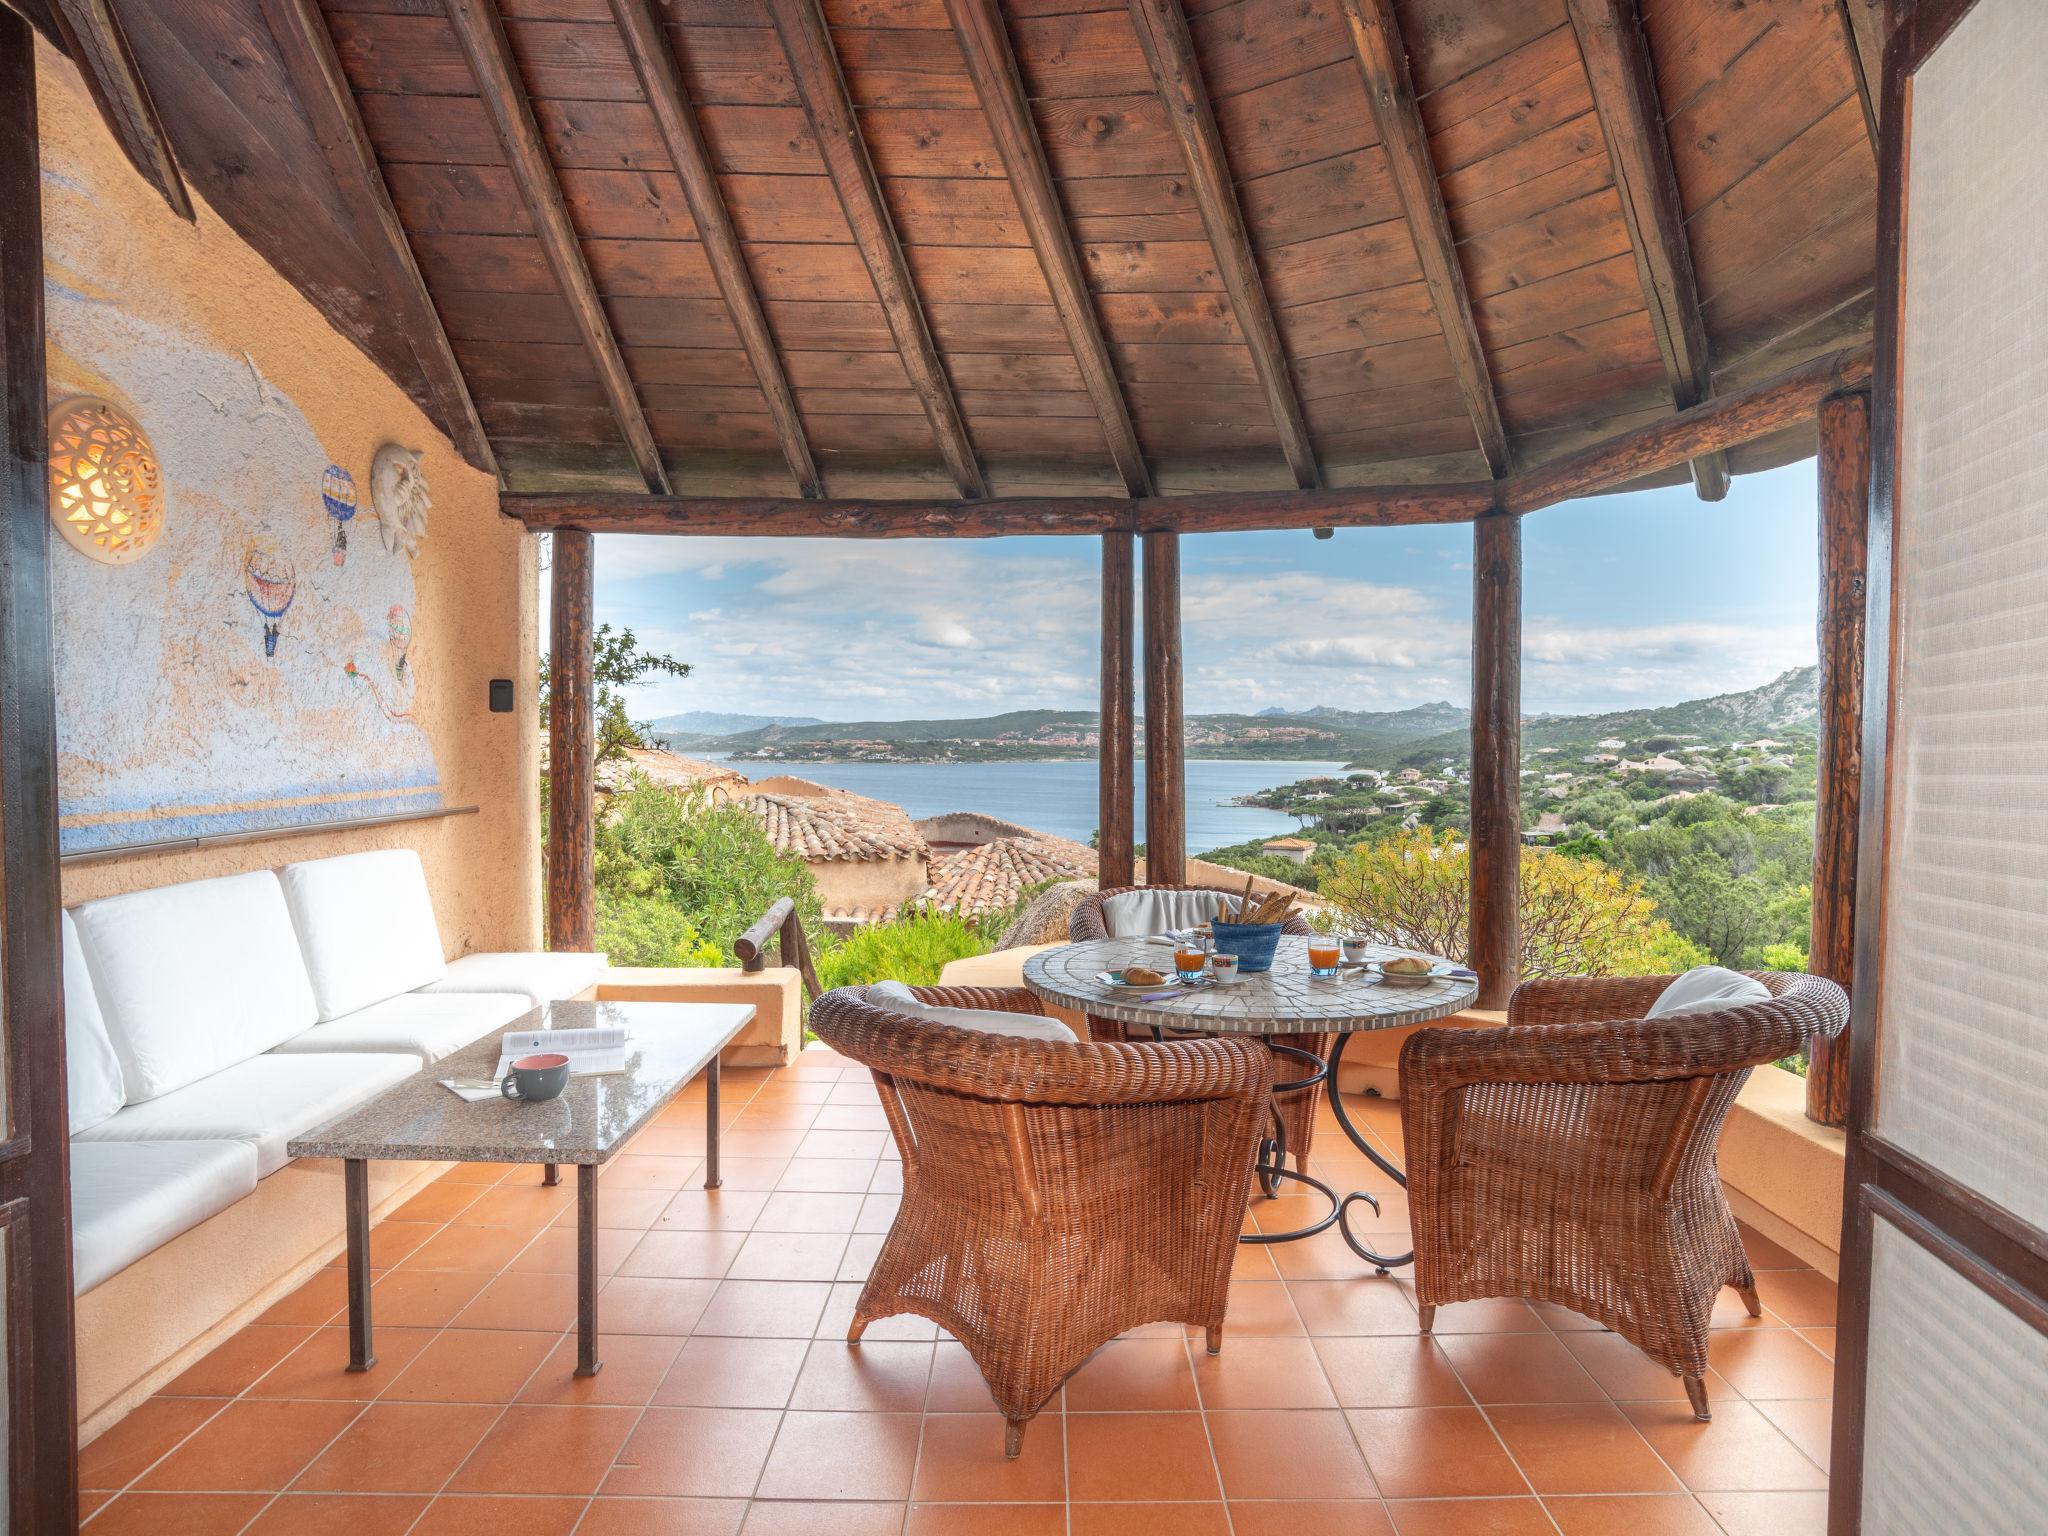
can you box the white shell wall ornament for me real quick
[371,443,430,558]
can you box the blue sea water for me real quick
[702,755,1343,855]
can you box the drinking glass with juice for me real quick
[1307,938,1342,978]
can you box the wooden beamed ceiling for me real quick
[65,0,1878,507]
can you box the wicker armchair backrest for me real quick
[1071,884,1314,942]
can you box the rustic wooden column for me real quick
[1142,531,1185,885]
[1098,531,1137,887]
[1808,388,1870,1127]
[1469,512,1522,1009]
[547,529,597,951]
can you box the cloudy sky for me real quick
[582,459,1820,722]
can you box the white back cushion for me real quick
[868,981,1077,1043]
[61,911,126,1134]
[72,871,319,1102]
[280,850,447,1020]
[1647,966,1773,1019]
[1099,888,1227,937]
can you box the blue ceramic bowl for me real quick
[1210,920,1284,973]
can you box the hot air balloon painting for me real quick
[322,463,357,567]
[243,541,297,658]
[387,603,412,682]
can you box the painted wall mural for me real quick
[43,167,443,854]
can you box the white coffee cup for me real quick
[1210,952,1241,985]
[1341,936,1372,964]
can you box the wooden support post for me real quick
[1099,531,1136,887]
[1142,531,1185,885]
[1808,388,1869,1128]
[547,530,596,951]
[1469,512,1521,1009]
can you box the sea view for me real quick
[703,754,1345,855]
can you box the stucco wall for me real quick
[38,41,538,954]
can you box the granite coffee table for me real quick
[290,998,753,1379]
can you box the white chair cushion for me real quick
[1647,966,1773,1019]
[868,981,1077,1043]
[416,951,607,1008]
[281,850,448,1020]
[61,911,126,1134]
[271,992,532,1066]
[70,1140,258,1294]
[71,871,319,1103]
[75,1052,418,1177]
[1099,889,1227,937]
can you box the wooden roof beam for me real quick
[48,0,192,220]
[260,0,498,476]
[1127,0,1319,492]
[608,0,821,499]
[766,0,987,500]
[443,0,669,494]
[1567,0,1729,502]
[946,0,1151,498]
[1839,0,1885,148]
[1339,0,1510,479]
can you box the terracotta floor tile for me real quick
[1193,1336,1339,1408]
[79,1490,268,1534]
[1385,1497,1555,1535]
[1066,1412,1220,1502]
[1751,1271,1837,1328]
[1556,1333,1725,1405]
[1736,1224,1811,1272]
[138,1399,364,1491]
[1439,1332,1606,1404]
[456,1184,576,1228]
[160,1326,313,1399]
[811,1104,890,1132]
[446,1403,639,1495]
[837,1232,885,1281]
[755,1191,866,1232]
[329,1220,442,1270]
[695,1279,833,1338]
[80,1397,224,1489]
[244,1323,439,1401]
[1755,1398,1832,1473]
[1070,1502,1232,1535]
[438,1162,517,1185]
[1345,1407,1526,1499]
[742,1500,903,1535]
[1424,1299,1548,1334]
[292,1401,499,1492]
[451,1270,578,1333]
[576,1496,749,1535]
[924,1342,1010,1413]
[257,1268,348,1327]
[1063,1338,1198,1411]
[1709,1329,1835,1400]
[1227,1499,1396,1536]
[656,1335,810,1409]
[856,1194,901,1233]
[1529,1302,1607,1333]
[1709,1289,1777,1331]
[1192,1281,1303,1338]
[600,1406,782,1498]
[573,1187,678,1232]
[618,1229,748,1280]
[596,1275,723,1336]
[398,1223,538,1275]
[1209,1407,1378,1499]
[710,1159,797,1193]
[788,1339,933,1412]
[1270,1228,1393,1281]
[912,1415,1067,1502]
[382,1329,555,1404]
[657,1189,771,1231]
[604,1154,705,1191]
[1543,1493,1722,1534]
[1314,1335,1470,1409]
[792,1129,887,1160]
[1489,1403,1681,1495]
[906,1503,1066,1536]
[1287,1280,1419,1336]
[409,1493,587,1535]
[518,1333,683,1407]
[1231,1243,1282,1281]
[1620,1399,1828,1491]
[755,1410,922,1500]
[245,1491,430,1534]
[627,1124,720,1158]
[725,1130,811,1160]
[393,1180,487,1223]
[508,1226,636,1276]
[773,1158,875,1194]
[819,1284,938,1342]
[727,1230,851,1282]
[868,1163,904,1194]
[1694,1489,1830,1536]
[1796,1327,1835,1360]
[369,1267,491,1328]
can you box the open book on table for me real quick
[493,1025,632,1079]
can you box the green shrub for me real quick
[595,890,722,969]
[815,907,994,991]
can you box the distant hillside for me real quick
[646,711,824,738]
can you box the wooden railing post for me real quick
[1808,388,1870,1127]
[546,529,596,951]
[1469,511,1522,1009]
[1142,530,1185,884]
[1099,531,1136,887]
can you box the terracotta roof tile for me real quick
[925,834,1098,917]
[746,788,929,864]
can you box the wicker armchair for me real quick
[1071,883,1330,1173]
[1400,970,1848,1420]
[810,983,1273,1456]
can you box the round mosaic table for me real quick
[1023,935,1479,1272]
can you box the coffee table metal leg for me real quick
[704,1053,722,1190]
[543,1163,559,1187]
[344,1157,375,1372]
[576,1163,603,1377]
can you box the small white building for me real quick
[1262,837,1317,866]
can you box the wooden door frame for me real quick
[1830,0,2048,1527]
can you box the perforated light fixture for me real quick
[47,396,166,564]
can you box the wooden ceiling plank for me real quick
[944,0,1151,497]
[48,0,192,219]
[1338,0,1512,479]
[766,0,988,499]
[1567,0,1728,502]
[608,0,822,497]
[259,0,499,476]
[442,0,670,493]
[1125,0,1320,491]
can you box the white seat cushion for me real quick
[416,951,607,1008]
[281,850,448,1020]
[1099,889,1227,937]
[62,911,126,1134]
[76,1052,418,1177]
[71,871,319,1103]
[70,1140,258,1294]
[271,992,531,1065]
[868,981,1077,1043]
[1647,966,1773,1019]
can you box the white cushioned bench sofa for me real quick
[63,849,604,1433]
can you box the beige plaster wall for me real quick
[37,41,538,953]
[814,855,931,918]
